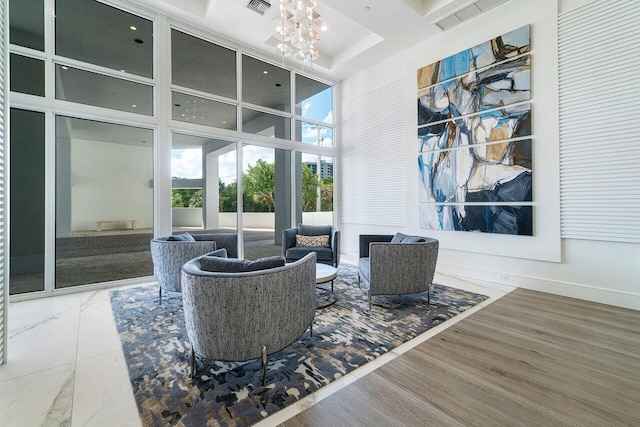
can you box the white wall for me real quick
[172,207,203,228]
[338,0,640,310]
[71,139,153,231]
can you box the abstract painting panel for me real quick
[418,139,532,204]
[419,103,531,152]
[418,55,530,125]
[418,203,533,236]
[417,25,531,89]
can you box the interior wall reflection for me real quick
[242,108,291,139]
[10,109,46,295]
[55,117,154,288]
[10,54,45,97]
[9,0,44,51]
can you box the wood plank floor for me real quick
[281,289,640,426]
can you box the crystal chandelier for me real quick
[275,0,322,69]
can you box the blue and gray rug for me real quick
[110,264,488,426]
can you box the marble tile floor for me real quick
[0,266,514,427]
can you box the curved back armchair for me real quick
[181,252,316,383]
[150,232,238,298]
[358,233,439,311]
[282,224,340,267]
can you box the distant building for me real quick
[304,160,333,179]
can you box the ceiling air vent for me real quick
[247,0,271,15]
[434,0,508,31]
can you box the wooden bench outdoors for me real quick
[96,219,138,231]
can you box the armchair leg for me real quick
[310,322,313,337]
[261,345,267,386]
[428,285,431,305]
[158,285,162,302]
[358,273,361,288]
[368,291,372,312]
[189,342,195,378]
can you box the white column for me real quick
[205,151,220,229]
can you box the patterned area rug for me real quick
[110,264,488,426]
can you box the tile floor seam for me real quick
[0,359,78,383]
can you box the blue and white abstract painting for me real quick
[417,26,533,236]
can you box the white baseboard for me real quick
[437,262,640,311]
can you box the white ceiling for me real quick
[125,0,508,80]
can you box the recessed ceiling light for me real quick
[132,104,137,108]
[134,38,144,44]
[130,26,137,31]
[263,70,268,74]
[61,65,68,70]
[222,121,226,124]
[321,25,327,31]
[275,83,282,87]
[174,103,181,107]
[120,69,126,73]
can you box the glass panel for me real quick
[242,108,290,139]
[295,74,333,123]
[295,121,334,147]
[55,117,154,288]
[56,64,153,115]
[172,29,236,99]
[10,54,45,96]
[10,109,46,295]
[242,55,291,112]
[9,0,44,51]
[295,153,334,226]
[171,134,238,247]
[172,92,237,130]
[55,0,153,78]
[242,145,291,259]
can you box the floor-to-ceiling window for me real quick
[8,0,336,298]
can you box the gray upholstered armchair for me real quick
[181,252,317,383]
[150,232,238,298]
[282,224,340,267]
[358,233,439,311]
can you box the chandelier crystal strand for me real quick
[276,0,321,69]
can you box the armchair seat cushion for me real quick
[286,246,333,262]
